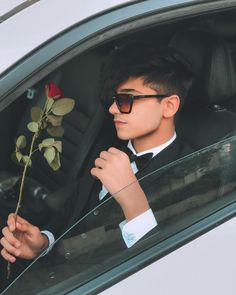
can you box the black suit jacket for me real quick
[43,138,193,243]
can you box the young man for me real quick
[1,43,193,263]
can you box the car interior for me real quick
[1,5,236,293]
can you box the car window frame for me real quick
[0,0,235,112]
[2,1,236,294]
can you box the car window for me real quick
[3,134,236,295]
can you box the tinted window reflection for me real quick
[4,137,236,295]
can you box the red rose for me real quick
[46,82,64,100]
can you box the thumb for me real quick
[16,222,33,236]
[14,214,30,225]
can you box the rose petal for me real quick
[47,82,64,100]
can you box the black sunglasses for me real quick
[112,93,170,114]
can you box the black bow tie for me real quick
[123,146,153,171]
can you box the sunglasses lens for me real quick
[115,94,131,113]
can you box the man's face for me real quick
[109,76,167,143]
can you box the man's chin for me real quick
[116,132,135,141]
[116,132,130,141]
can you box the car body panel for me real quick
[1,0,233,112]
[0,0,134,73]
[0,0,203,75]
[100,216,236,295]
[0,0,25,15]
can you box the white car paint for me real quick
[0,0,132,74]
[100,217,236,295]
[0,0,25,15]
[0,1,235,294]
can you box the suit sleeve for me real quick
[40,179,79,240]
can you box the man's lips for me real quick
[114,119,127,126]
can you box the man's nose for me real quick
[109,101,120,114]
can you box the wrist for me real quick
[39,233,50,253]
[116,182,150,221]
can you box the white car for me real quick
[0,0,236,294]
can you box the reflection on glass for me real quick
[3,136,236,295]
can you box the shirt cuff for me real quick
[40,230,55,256]
[119,209,158,248]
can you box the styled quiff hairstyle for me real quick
[100,41,193,109]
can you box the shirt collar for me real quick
[127,132,177,158]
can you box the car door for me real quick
[2,136,236,295]
[1,0,236,294]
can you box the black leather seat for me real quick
[170,30,236,149]
[0,51,110,224]
[16,51,107,192]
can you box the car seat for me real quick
[169,30,236,150]
[0,50,110,225]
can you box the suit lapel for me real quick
[136,138,182,180]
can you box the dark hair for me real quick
[100,42,194,108]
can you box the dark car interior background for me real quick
[1,6,236,294]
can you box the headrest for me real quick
[169,30,236,106]
[60,52,104,117]
[169,30,205,77]
[204,39,236,105]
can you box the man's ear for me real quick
[162,95,180,118]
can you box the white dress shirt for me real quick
[42,132,176,249]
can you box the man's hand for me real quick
[91,147,149,220]
[1,214,49,262]
[91,147,136,194]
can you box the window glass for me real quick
[3,135,236,295]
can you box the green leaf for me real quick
[16,151,23,162]
[22,155,32,167]
[47,114,63,126]
[30,106,42,122]
[16,135,26,149]
[49,151,61,171]
[51,98,75,116]
[53,141,62,153]
[41,138,55,147]
[46,98,54,112]
[44,147,56,164]
[47,126,64,137]
[27,121,39,133]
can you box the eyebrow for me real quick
[118,88,143,94]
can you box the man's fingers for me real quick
[95,158,106,169]
[7,213,17,232]
[99,150,110,160]
[17,223,38,239]
[7,213,29,231]
[0,237,21,258]
[1,248,16,263]
[90,167,102,179]
[14,214,29,225]
[107,147,121,154]
[2,227,21,248]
